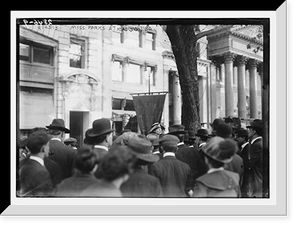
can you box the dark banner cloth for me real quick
[132,94,166,135]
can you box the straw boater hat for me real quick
[86,118,115,137]
[202,136,238,164]
[46,119,70,133]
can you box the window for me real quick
[126,30,141,47]
[112,61,123,81]
[145,32,156,50]
[124,100,134,111]
[20,43,30,61]
[146,66,156,86]
[20,42,53,65]
[69,38,85,68]
[112,30,124,44]
[127,63,142,84]
[33,47,52,65]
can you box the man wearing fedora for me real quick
[170,125,207,181]
[84,118,115,179]
[46,118,76,180]
[193,136,241,197]
[120,136,163,198]
[241,119,263,198]
[148,134,193,197]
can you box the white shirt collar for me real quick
[241,141,249,150]
[163,152,175,158]
[199,142,206,147]
[207,167,224,174]
[250,136,262,145]
[51,137,61,142]
[94,145,109,151]
[29,155,44,166]
[177,142,185,146]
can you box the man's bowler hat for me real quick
[86,118,115,137]
[213,123,233,138]
[196,129,209,138]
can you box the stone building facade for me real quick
[18,24,263,145]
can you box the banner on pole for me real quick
[131,92,167,135]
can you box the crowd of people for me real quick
[17,116,264,198]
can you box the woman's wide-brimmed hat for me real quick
[202,136,238,164]
[127,136,159,163]
[46,119,70,133]
[86,118,115,137]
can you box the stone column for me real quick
[236,55,248,118]
[172,71,181,124]
[209,63,217,121]
[248,59,259,118]
[223,52,236,117]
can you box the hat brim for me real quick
[46,125,70,133]
[168,130,186,135]
[86,128,115,137]
[195,134,210,137]
[135,153,159,163]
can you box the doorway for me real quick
[69,111,89,147]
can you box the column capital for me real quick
[210,55,223,68]
[223,52,237,63]
[235,55,249,66]
[247,58,260,69]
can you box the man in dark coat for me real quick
[84,118,115,179]
[241,119,264,198]
[170,125,207,180]
[19,131,53,197]
[120,136,162,198]
[46,119,76,180]
[148,134,193,198]
[18,127,63,188]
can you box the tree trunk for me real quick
[166,25,201,131]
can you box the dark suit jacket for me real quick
[120,167,163,198]
[19,159,53,197]
[241,137,263,197]
[148,155,193,197]
[48,139,76,180]
[224,154,244,186]
[55,171,100,197]
[193,169,240,197]
[175,146,208,180]
[92,146,109,179]
[20,156,63,188]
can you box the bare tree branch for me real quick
[194,28,216,41]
